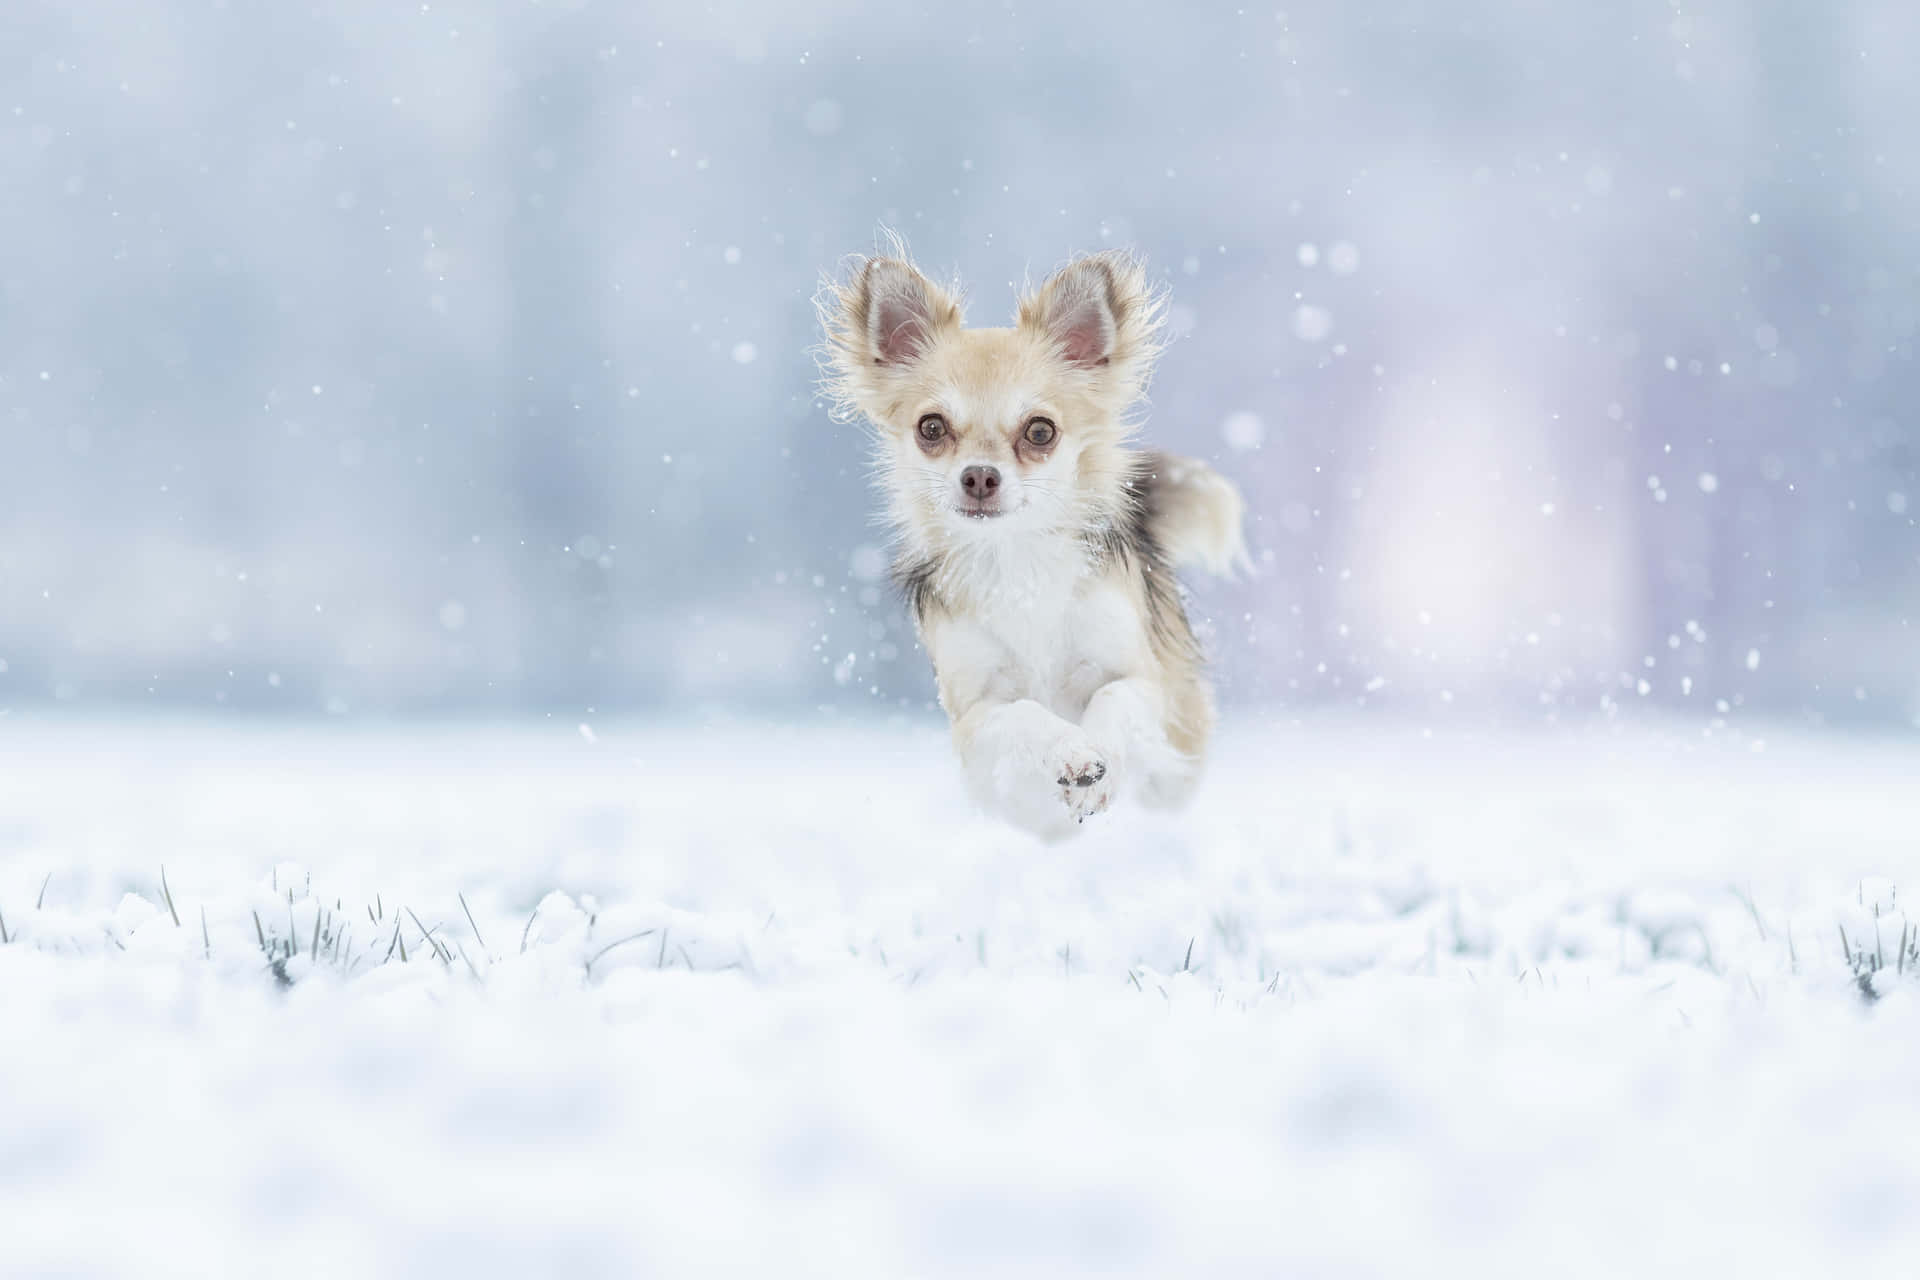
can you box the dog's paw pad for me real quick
[1048,740,1113,823]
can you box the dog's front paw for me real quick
[1049,736,1114,825]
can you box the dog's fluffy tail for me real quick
[1143,451,1251,578]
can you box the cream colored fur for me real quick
[819,239,1246,840]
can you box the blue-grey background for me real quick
[3,0,1915,723]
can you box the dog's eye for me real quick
[1023,417,1057,448]
[917,414,947,443]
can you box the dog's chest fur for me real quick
[920,537,1150,719]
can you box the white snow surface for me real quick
[3,713,1920,1277]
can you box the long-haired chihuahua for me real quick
[819,240,1246,840]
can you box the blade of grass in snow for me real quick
[459,893,487,952]
[585,930,656,975]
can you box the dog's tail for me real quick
[1142,451,1251,578]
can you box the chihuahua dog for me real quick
[819,242,1246,839]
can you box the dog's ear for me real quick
[857,258,957,365]
[1022,257,1118,366]
[817,249,962,422]
[1019,251,1165,406]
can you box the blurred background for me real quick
[2,0,1915,725]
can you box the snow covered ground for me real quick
[3,712,1919,1277]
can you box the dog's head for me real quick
[819,244,1165,546]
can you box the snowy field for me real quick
[4,712,1920,1277]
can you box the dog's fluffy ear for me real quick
[817,247,961,423]
[861,259,956,365]
[1018,250,1165,410]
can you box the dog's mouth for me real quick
[951,500,1031,524]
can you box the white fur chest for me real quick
[924,540,1151,719]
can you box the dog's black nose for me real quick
[960,466,1001,500]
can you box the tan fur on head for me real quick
[1015,249,1167,429]
[816,240,1171,560]
[817,239,1166,433]
[814,231,968,427]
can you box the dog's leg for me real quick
[1138,765,1200,810]
[1080,676,1185,805]
[952,698,1111,838]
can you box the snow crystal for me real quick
[1221,410,1266,451]
[1326,241,1360,274]
[1291,304,1333,342]
[730,341,758,365]
[848,543,888,582]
